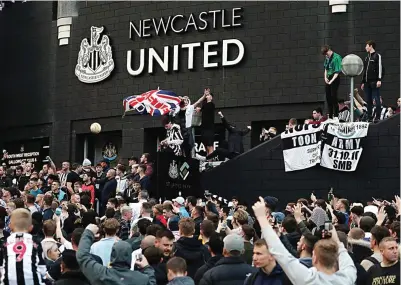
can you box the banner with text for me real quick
[320,122,369,172]
[281,124,322,172]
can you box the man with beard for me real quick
[82,173,95,207]
[296,233,318,268]
[155,230,175,262]
[140,153,154,177]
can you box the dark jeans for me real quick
[325,75,340,118]
[364,83,381,120]
[206,148,238,160]
[182,127,195,157]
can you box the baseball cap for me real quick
[364,205,378,216]
[82,158,92,167]
[173,197,185,205]
[223,234,244,252]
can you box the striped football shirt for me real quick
[0,233,46,285]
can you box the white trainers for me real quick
[195,154,206,162]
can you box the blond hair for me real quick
[233,209,248,226]
[314,239,339,269]
[10,208,32,232]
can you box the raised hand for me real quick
[376,207,387,226]
[252,196,267,219]
[293,204,303,222]
[311,192,317,202]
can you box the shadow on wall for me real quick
[201,115,400,208]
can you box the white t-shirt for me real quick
[132,217,153,230]
[130,200,147,221]
[185,105,195,128]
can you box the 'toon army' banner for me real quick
[281,124,322,172]
[281,122,369,172]
[320,122,369,172]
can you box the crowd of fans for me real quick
[0,157,399,285]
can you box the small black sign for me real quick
[156,152,200,200]
[2,138,49,170]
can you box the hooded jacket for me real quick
[174,237,211,278]
[348,238,372,263]
[199,256,256,285]
[77,229,156,285]
[194,255,223,284]
[168,276,195,285]
[286,232,301,250]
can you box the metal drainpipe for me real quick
[56,1,78,46]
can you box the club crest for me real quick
[75,26,114,83]
[169,160,179,179]
[102,142,117,161]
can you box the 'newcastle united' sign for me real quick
[127,8,245,76]
[75,26,114,83]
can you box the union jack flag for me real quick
[123,89,182,117]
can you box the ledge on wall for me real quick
[329,0,349,13]
[201,114,400,206]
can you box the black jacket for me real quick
[101,178,117,205]
[0,176,12,188]
[174,237,211,279]
[194,255,223,285]
[193,216,203,238]
[221,117,250,154]
[362,52,383,83]
[152,262,169,285]
[286,232,301,250]
[55,271,91,285]
[199,256,256,285]
[245,265,286,285]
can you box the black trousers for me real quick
[325,75,340,118]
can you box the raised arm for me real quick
[46,156,57,174]
[253,197,315,285]
[76,226,108,285]
[193,93,206,107]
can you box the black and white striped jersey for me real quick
[338,107,351,122]
[372,106,388,120]
[0,233,46,285]
[166,124,184,156]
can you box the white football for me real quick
[90,122,101,134]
